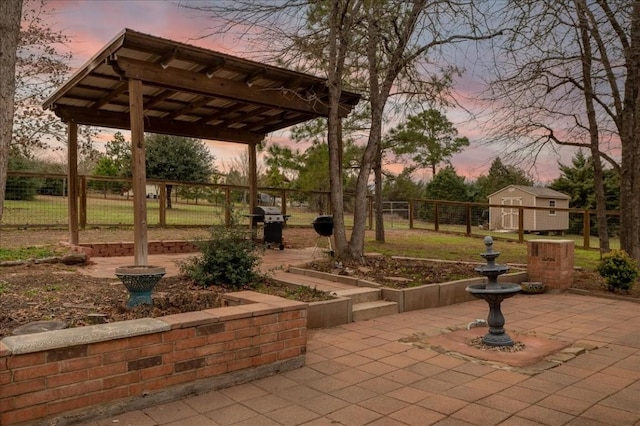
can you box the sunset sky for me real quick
[43,0,577,183]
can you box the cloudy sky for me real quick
[45,0,575,182]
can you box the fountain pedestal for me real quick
[466,237,521,347]
[115,265,165,308]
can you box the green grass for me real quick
[2,195,353,227]
[0,246,59,262]
[364,230,602,271]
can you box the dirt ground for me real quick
[0,227,637,338]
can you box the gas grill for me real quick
[252,206,290,250]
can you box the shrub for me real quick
[180,226,264,289]
[597,250,639,292]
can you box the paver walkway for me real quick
[77,249,640,425]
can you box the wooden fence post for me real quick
[159,183,166,227]
[224,187,231,226]
[518,206,524,243]
[434,202,439,232]
[79,176,87,230]
[409,201,414,229]
[583,210,590,249]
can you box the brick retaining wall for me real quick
[0,292,307,426]
[63,240,206,258]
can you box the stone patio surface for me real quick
[78,248,640,426]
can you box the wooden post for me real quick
[518,206,524,243]
[434,202,439,232]
[409,201,414,229]
[159,183,166,227]
[466,203,472,236]
[280,189,287,216]
[79,176,87,229]
[129,79,148,266]
[224,187,231,226]
[249,141,258,208]
[583,209,590,249]
[67,122,79,245]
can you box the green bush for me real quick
[179,226,264,289]
[6,156,42,200]
[597,250,639,292]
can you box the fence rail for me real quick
[2,172,619,250]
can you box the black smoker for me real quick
[252,206,289,250]
[312,215,334,256]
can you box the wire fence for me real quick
[2,172,620,250]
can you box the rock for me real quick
[61,253,88,265]
[86,313,107,324]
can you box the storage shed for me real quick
[487,185,570,233]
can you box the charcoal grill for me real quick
[252,206,289,250]
[312,215,334,256]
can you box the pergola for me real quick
[43,29,360,266]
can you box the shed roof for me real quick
[488,185,570,199]
[43,29,360,144]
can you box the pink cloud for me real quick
[41,1,574,184]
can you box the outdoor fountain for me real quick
[466,236,521,346]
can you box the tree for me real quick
[0,0,23,222]
[389,109,470,177]
[484,1,639,257]
[261,143,301,188]
[6,155,39,201]
[91,132,132,195]
[186,1,501,261]
[549,151,620,211]
[144,134,216,209]
[424,166,471,224]
[382,168,425,201]
[13,0,95,158]
[474,158,533,201]
[426,166,471,202]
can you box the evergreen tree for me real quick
[145,134,216,209]
[549,151,619,211]
[424,166,471,224]
[389,109,470,177]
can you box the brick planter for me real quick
[0,292,307,426]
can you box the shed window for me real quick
[549,200,556,216]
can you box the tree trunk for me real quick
[326,0,352,260]
[0,0,23,222]
[620,1,640,262]
[575,0,610,254]
[374,150,385,242]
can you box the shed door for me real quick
[501,197,522,230]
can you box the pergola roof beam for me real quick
[111,57,340,117]
[54,105,263,143]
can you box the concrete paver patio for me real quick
[78,249,640,426]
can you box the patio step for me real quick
[333,287,381,304]
[352,300,399,322]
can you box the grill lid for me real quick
[312,215,333,236]
[253,206,281,215]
